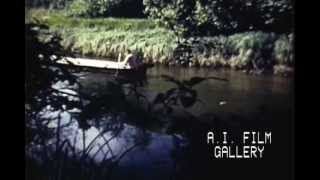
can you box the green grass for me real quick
[59,28,177,62]
[189,32,293,73]
[27,9,177,64]
[27,9,294,73]
[28,9,158,30]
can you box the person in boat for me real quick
[117,50,147,85]
[118,49,143,69]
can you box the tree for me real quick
[144,0,293,36]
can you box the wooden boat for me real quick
[57,57,131,70]
[56,56,152,76]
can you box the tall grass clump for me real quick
[188,32,293,72]
[226,32,277,70]
[55,28,176,62]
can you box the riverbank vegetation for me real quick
[26,9,177,64]
[26,0,294,74]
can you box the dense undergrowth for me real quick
[26,9,294,74]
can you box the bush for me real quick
[26,0,73,9]
[144,0,294,36]
[143,0,197,37]
[227,32,277,69]
[67,0,90,17]
[67,0,145,18]
[274,33,294,65]
[188,32,292,70]
[143,0,293,67]
[67,0,107,17]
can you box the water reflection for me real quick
[29,106,183,161]
[27,108,188,179]
[146,66,293,118]
[26,78,188,180]
[26,66,294,180]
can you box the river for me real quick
[26,66,294,180]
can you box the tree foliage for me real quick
[144,0,294,36]
[25,0,73,9]
[143,0,293,67]
[68,0,145,17]
[25,23,83,145]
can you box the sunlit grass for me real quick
[27,8,159,31]
[57,28,177,62]
[27,9,177,64]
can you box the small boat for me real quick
[57,57,131,70]
[56,56,152,76]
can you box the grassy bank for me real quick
[26,9,177,63]
[26,9,294,74]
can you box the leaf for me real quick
[179,89,197,108]
[184,77,207,87]
[153,93,165,105]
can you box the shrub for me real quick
[67,0,107,17]
[274,33,294,65]
[67,0,145,18]
[226,32,277,69]
[26,0,73,9]
[144,0,294,36]
[67,0,90,17]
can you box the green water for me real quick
[146,66,293,119]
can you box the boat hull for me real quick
[55,57,153,77]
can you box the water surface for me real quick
[27,66,294,180]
